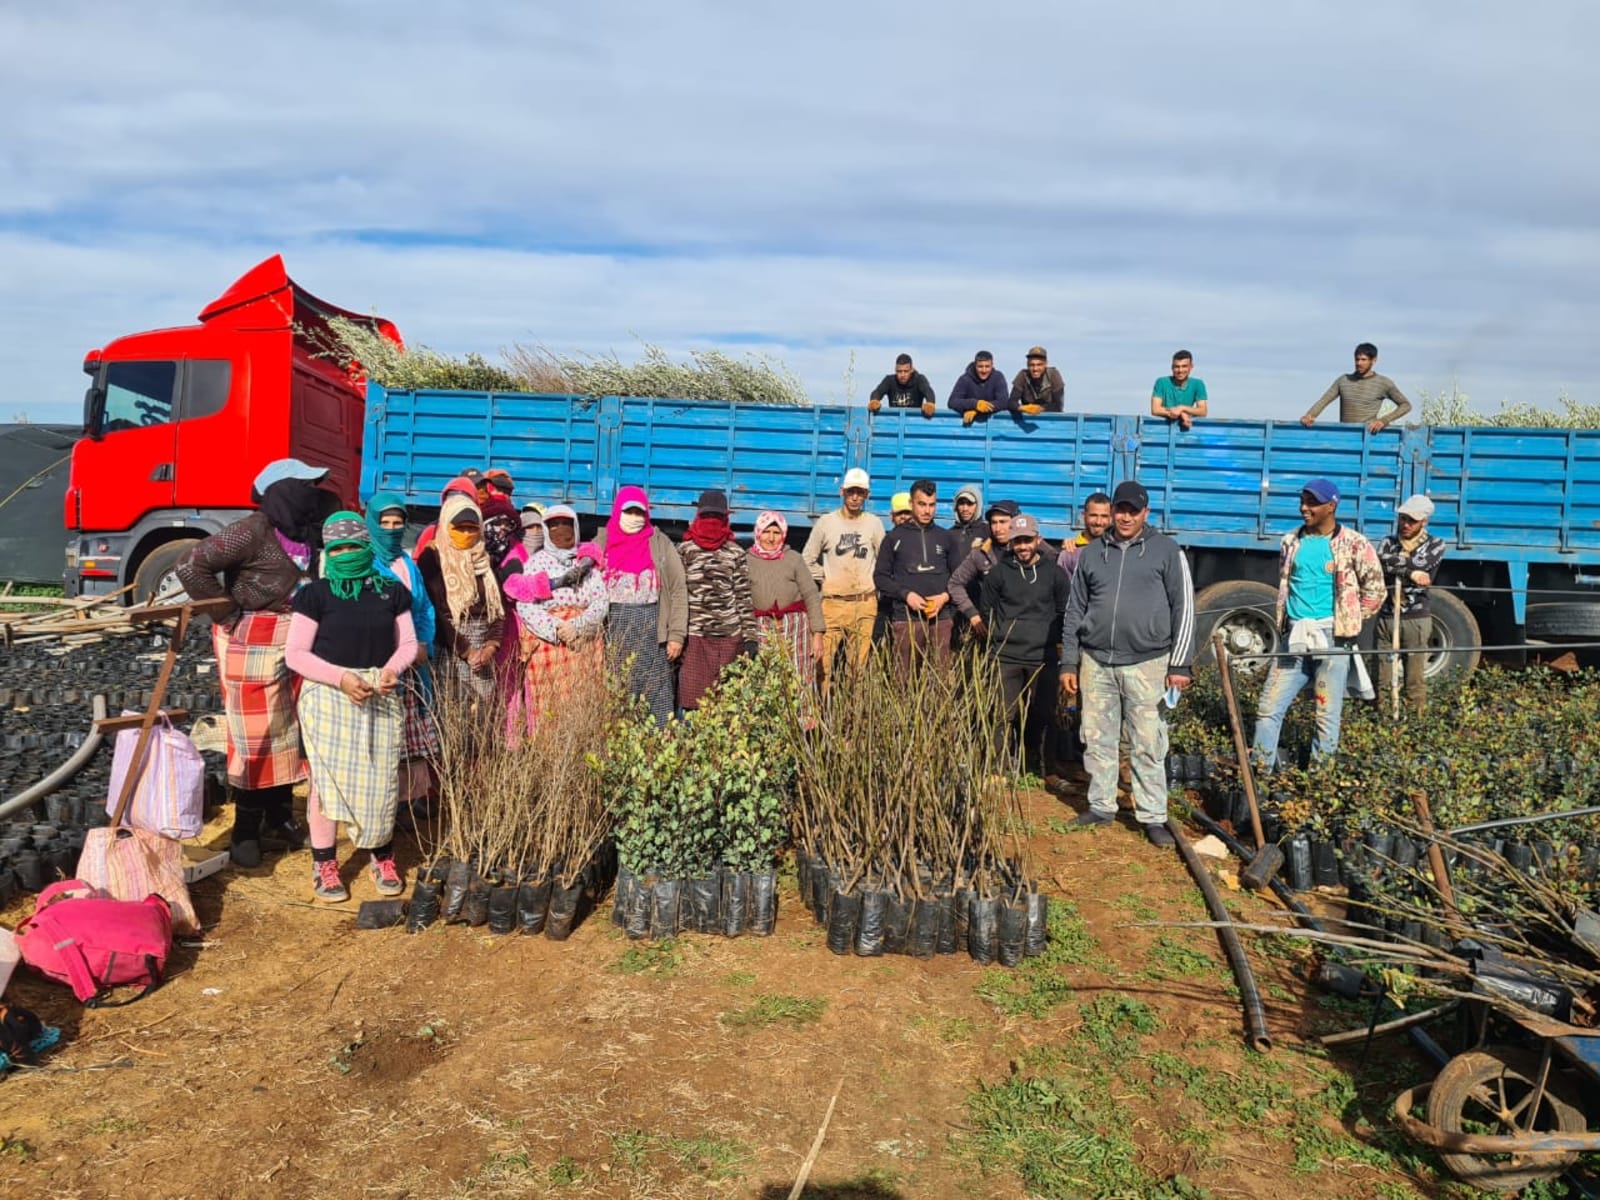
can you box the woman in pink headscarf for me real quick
[746,510,824,689]
[593,487,687,724]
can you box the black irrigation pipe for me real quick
[1167,815,1272,1052]
[1448,806,1600,838]
[1185,807,1450,1069]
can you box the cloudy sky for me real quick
[3,2,1595,425]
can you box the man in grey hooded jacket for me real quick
[1059,481,1195,846]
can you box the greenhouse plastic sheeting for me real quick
[0,425,74,584]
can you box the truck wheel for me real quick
[1525,603,1600,641]
[131,539,201,605]
[1426,1046,1585,1191]
[1425,591,1481,681]
[1193,581,1280,674]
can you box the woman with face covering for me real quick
[414,494,506,704]
[284,512,418,901]
[746,511,825,691]
[676,489,758,711]
[175,459,329,868]
[500,503,609,731]
[592,487,688,725]
[366,492,440,816]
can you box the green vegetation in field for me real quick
[1142,935,1223,982]
[1113,890,1160,922]
[961,987,1430,1198]
[973,900,1103,1018]
[546,1156,583,1186]
[720,993,827,1029]
[722,969,756,987]
[614,938,683,977]
[609,1129,751,1180]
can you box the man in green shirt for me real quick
[1301,343,1412,434]
[1150,350,1208,430]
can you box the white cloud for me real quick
[1,2,1596,423]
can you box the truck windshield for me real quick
[99,361,177,433]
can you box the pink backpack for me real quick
[15,880,173,1007]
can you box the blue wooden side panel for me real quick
[613,397,851,525]
[1135,417,1406,548]
[361,385,599,507]
[1422,427,1600,553]
[862,411,1121,542]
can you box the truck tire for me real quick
[1424,591,1480,681]
[1193,580,1280,674]
[1524,602,1600,641]
[131,538,201,605]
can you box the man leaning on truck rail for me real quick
[1300,342,1412,434]
[868,353,937,417]
[947,350,1012,425]
[1009,347,1065,414]
[1150,350,1208,430]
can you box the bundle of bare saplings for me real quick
[407,667,618,937]
[608,644,797,939]
[791,648,1048,967]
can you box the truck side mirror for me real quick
[83,384,101,438]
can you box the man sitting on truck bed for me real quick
[948,350,1012,425]
[1150,350,1208,430]
[1300,342,1412,434]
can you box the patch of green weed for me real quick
[720,994,826,1029]
[973,900,1102,1018]
[1142,935,1222,981]
[614,939,683,977]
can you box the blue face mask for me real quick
[1162,685,1182,711]
[365,495,408,563]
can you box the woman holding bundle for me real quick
[594,487,686,724]
[505,503,609,729]
[365,492,440,815]
[284,513,418,901]
[746,510,824,687]
[415,493,505,704]
[175,458,327,868]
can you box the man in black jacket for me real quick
[873,479,961,670]
[978,514,1070,766]
[1060,481,1195,846]
[868,354,936,417]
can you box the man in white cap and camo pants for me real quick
[802,468,886,686]
[1376,494,1446,715]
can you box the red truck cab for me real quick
[65,256,400,599]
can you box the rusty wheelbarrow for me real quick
[1393,1004,1600,1193]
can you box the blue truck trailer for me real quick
[360,384,1600,678]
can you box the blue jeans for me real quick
[1250,651,1351,772]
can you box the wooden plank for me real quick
[94,709,190,734]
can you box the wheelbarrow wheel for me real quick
[1426,1046,1587,1191]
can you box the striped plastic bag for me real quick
[75,827,199,936]
[105,713,205,839]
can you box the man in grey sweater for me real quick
[1301,342,1412,434]
[1060,481,1195,846]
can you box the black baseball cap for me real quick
[697,488,729,515]
[985,499,1020,518]
[1111,481,1149,510]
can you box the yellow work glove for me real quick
[962,410,977,426]
[1020,404,1043,415]
[976,400,994,415]
[868,397,882,413]
[920,401,935,418]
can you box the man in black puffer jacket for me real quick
[978,514,1070,767]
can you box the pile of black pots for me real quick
[611,865,779,939]
[0,626,228,905]
[406,843,618,938]
[793,851,1048,966]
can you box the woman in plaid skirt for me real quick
[175,458,329,868]
[746,511,824,691]
[285,513,418,902]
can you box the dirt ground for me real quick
[0,781,1454,1200]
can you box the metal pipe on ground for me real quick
[1166,815,1272,1052]
[0,694,108,819]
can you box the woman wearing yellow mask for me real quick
[416,493,505,703]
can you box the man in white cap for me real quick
[802,467,886,685]
[1376,494,1446,714]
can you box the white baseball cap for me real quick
[841,468,871,491]
[1398,494,1435,521]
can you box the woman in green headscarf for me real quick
[365,492,440,820]
[285,512,418,903]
